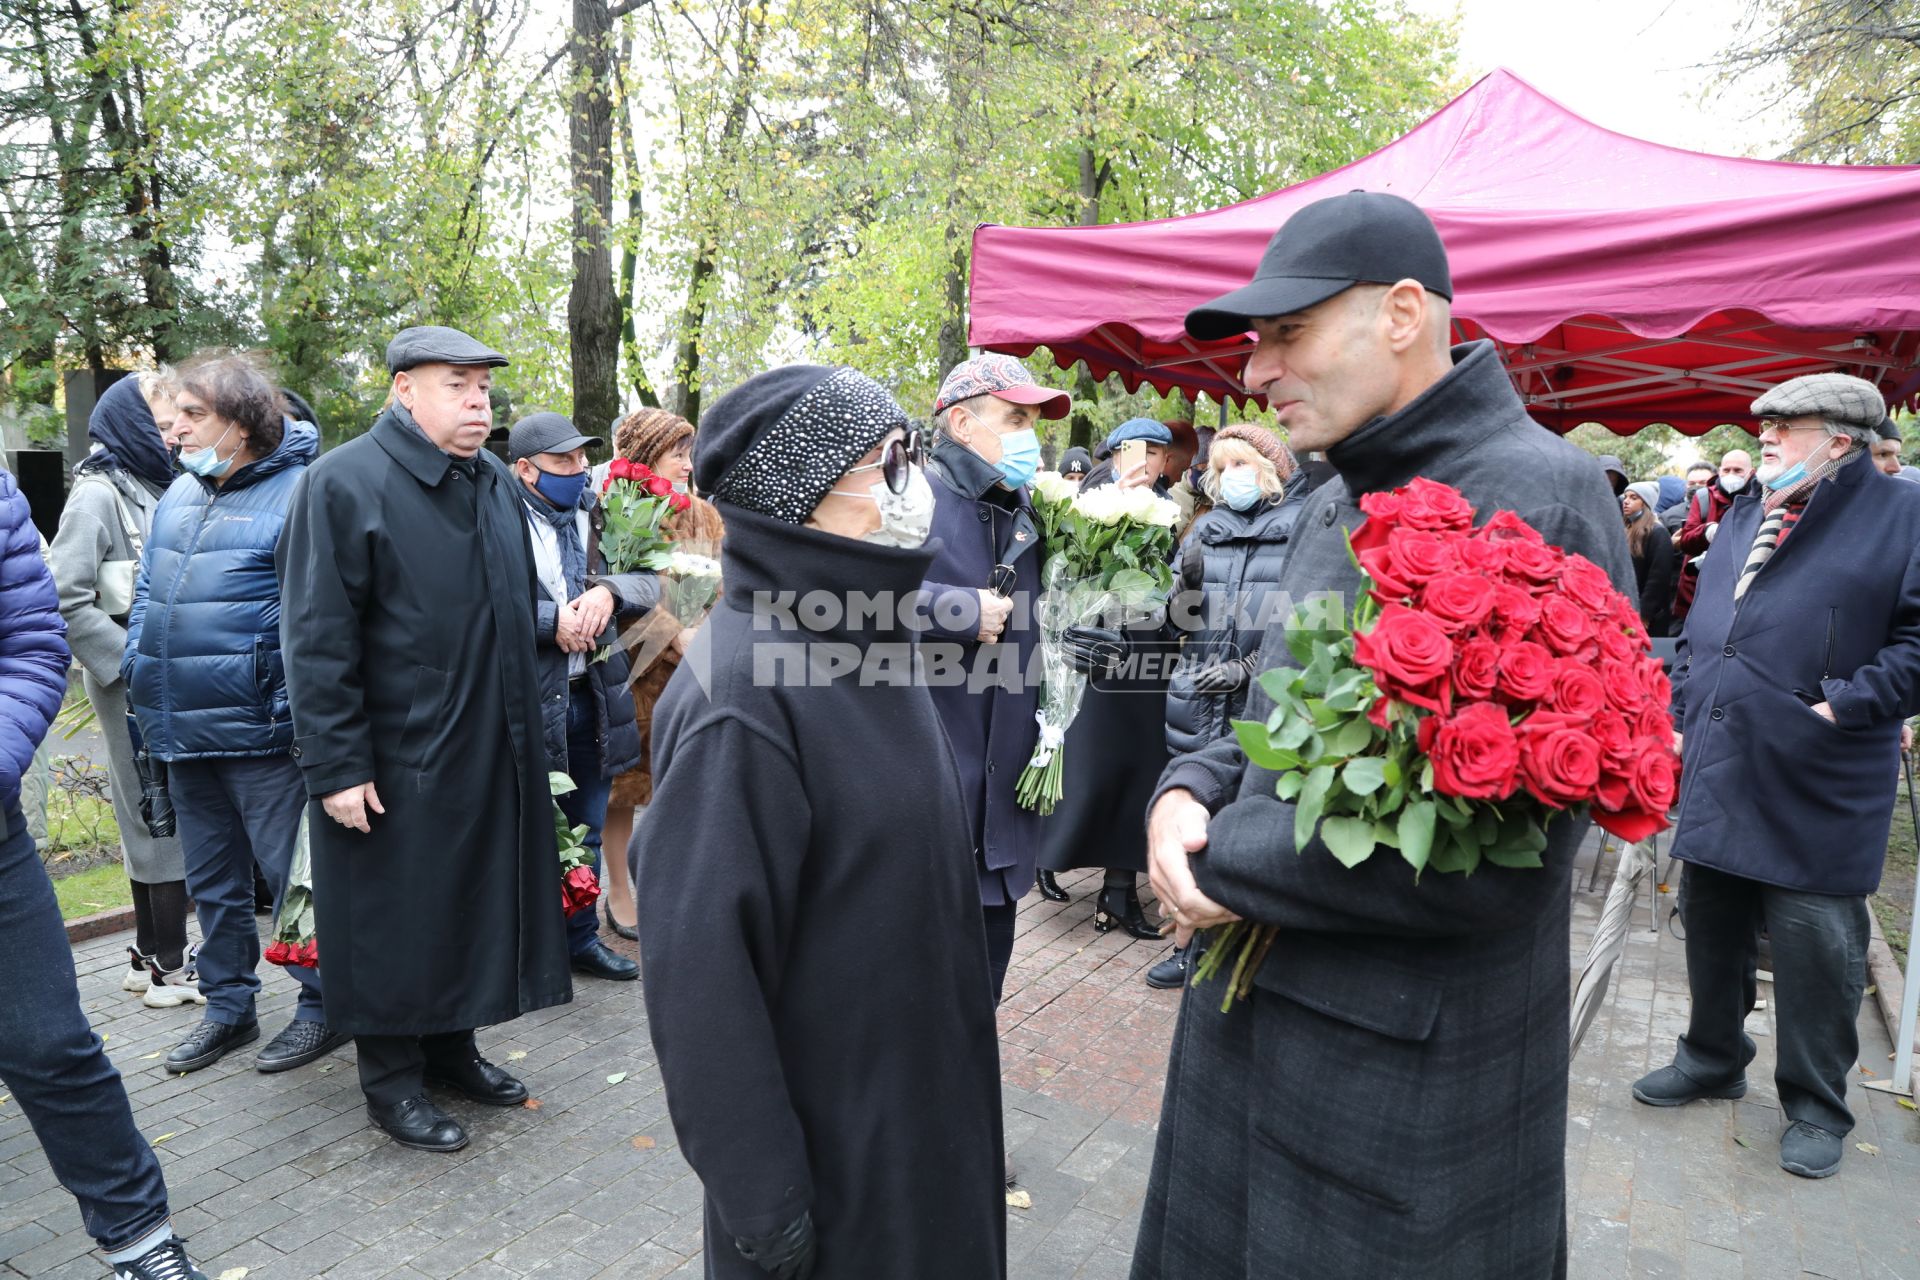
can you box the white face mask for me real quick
[832,464,935,548]
[1721,473,1749,493]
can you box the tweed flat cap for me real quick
[1750,373,1886,433]
[386,325,509,374]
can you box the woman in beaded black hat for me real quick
[633,365,1005,1280]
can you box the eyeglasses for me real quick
[1757,419,1834,438]
[843,436,922,495]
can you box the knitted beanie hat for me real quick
[615,407,695,468]
[1214,424,1297,480]
[697,365,909,524]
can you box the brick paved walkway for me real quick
[4,840,1918,1278]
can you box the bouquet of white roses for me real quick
[661,549,722,626]
[1016,472,1181,813]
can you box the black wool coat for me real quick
[1136,342,1634,1280]
[276,406,570,1036]
[636,506,1005,1280]
[918,438,1045,906]
[1671,448,1920,895]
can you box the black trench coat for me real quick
[276,406,570,1036]
[637,506,1004,1280]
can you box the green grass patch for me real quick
[51,861,134,921]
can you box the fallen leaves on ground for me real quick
[1732,1135,1752,1149]
[631,1135,656,1150]
[1857,1142,1881,1156]
[1898,1097,1917,1111]
[522,1098,543,1111]
[506,1050,528,1061]
[140,1051,162,1060]
[216,1269,250,1280]
[152,1133,175,1145]
[1005,1189,1033,1210]
[606,1072,627,1085]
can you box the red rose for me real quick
[1420,572,1497,633]
[1475,509,1545,544]
[1595,621,1642,662]
[1635,702,1672,740]
[1556,556,1616,615]
[1593,764,1633,814]
[296,939,319,968]
[1488,582,1542,636]
[1453,536,1509,576]
[1353,604,1455,713]
[1503,538,1564,591]
[1418,701,1522,800]
[1350,516,1392,557]
[1535,595,1596,656]
[644,472,673,498]
[1395,478,1475,532]
[1360,528,1454,602]
[1366,695,1393,730]
[1628,743,1680,817]
[1496,640,1556,703]
[1547,662,1608,719]
[1590,710,1637,768]
[562,865,601,917]
[1518,711,1603,808]
[1453,634,1503,700]
[668,491,692,513]
[264,941,292,966]
[1357,489,1404,525]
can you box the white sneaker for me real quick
[143,946,206,1009]
[123,947,153,994]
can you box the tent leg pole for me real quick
[1865,751,1920,1099]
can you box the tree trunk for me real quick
[567,0,621,436]
[612,26,658,410]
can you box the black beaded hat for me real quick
[699,365,909,524]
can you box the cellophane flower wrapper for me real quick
[1016,473,1181,814]
[265,814,318,968]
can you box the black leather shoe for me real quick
[164,1017,260,1074]
[1093,884,1163,941]
[367,1094,469,1152]
[255,1020,348,1074]
[423,1055,530,1106]
[1036,870,1069,903]
[1145,945,1190,990]
[571,939,639,981]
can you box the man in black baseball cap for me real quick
[1183,190,1455,456]
[1138,190,1633,1278]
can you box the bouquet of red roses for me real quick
[600,458,690,574]
[265,816,318,968]
[1197,478,1680,1008]
[551,772,600,918]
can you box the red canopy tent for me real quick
[967,70,1920,436]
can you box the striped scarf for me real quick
[1734,451,1848,602]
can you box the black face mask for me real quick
[167,443,184,473]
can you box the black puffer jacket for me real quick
[1164,474,1311,755]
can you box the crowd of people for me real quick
[0,187,1915,1280]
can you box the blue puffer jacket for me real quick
[0,469,70,829]
[124,423,319,760]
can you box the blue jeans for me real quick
[0,802,171,1251]
[560,686,610,956]
[171,755,324,1025]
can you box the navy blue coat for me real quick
[918,439,1044,907]
[1672,448,1920,895]
[0,468,69,831]
[124,423,318,760]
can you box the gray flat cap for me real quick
[1750,373,1886,433]
[507,412,601,462]
[386,325,509,374]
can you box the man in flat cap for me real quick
[1137,191,1633,1278]
[277,326,572,1153]
[1633,372,1920,1181]
[505,411,658,985]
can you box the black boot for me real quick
[1093,882,1162,941]
[1035,869,1069,903]
[1145,945,1190,990]
[367,1094,469,1152]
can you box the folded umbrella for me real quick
[1571,839,1656,1056]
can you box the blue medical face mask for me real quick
[1219,467,1263,512]
[179,423,237,479]
[1764,458,1811,492]
[531,466,589,509]
[993,427,1041,490]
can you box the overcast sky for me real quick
[1405,0,1790,158]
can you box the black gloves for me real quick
[1190,654,1254,695]
[734,1211,817,1279]
[1063,625,1127,678]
